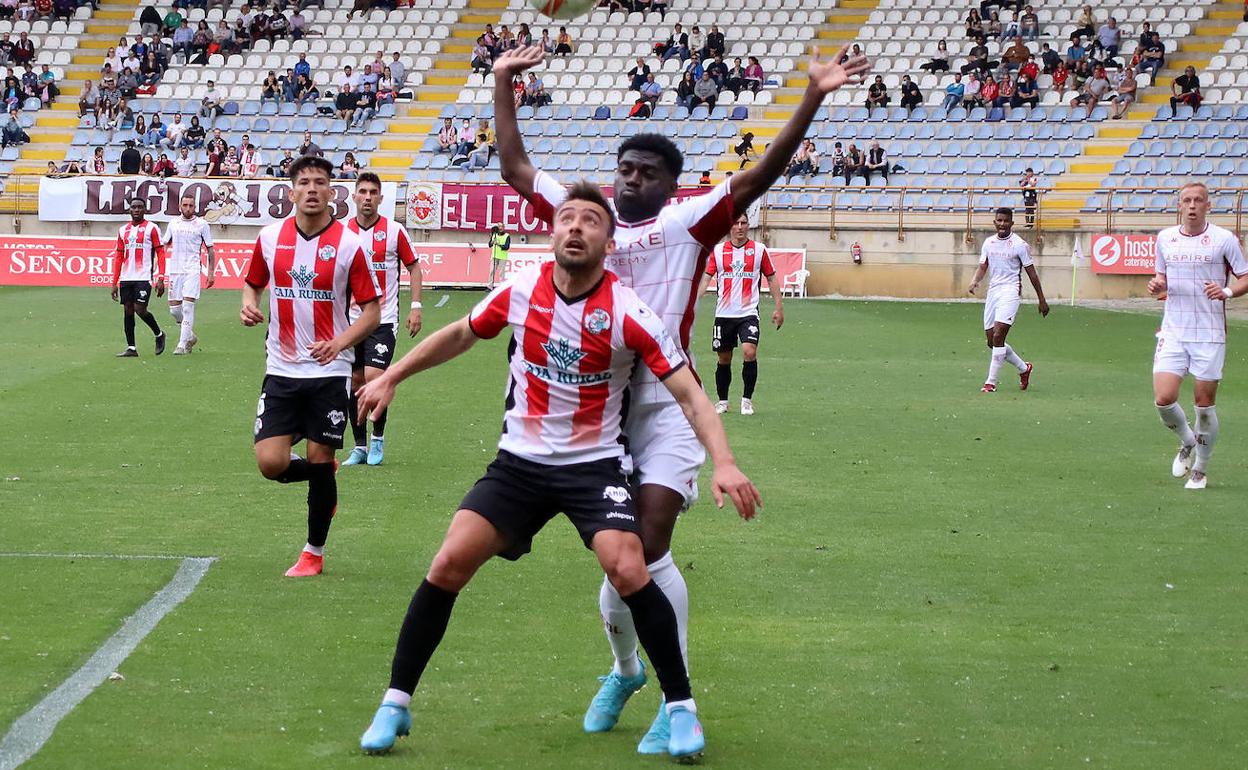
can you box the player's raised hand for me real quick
[807,44,871,95]
[1204,280,1229,302]
[356,375,396,423]
[1148,274,1167,297]
[406,308,423,338]
[710,463,762,521]
[492,45,545,79]
[240,303,264,326]
[307,340,340,365]
[772,307,785,330]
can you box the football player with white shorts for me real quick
[1148,182,1248,489]
[162,193,216,355]
[967,207,1050,393]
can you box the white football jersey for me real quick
[162,216,214,275]
[979,232,1034,295]
[1156,223,1247,344]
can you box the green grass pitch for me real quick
[2,286,1246,769]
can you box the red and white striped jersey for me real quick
[161,216,214,275]
[244,218,380,378]
[1156,223,1248,343]
[112,220,166,283]
[706,239,776,318]
[469,262,686,467]
[525,170,735,404]
[346,215,418,326]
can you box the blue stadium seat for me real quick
[1174,104,1194,121]
[909,107,928,121]
[969,107,988,121]
[986,106,1005,122]
[1044,159,1064,175]
[1214,159,1235,176]
[253,118,271,132]
[1027,107,1048,123]
[1189,141,1208,157]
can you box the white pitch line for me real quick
[435,293,450,308]
[0,552,211,561]
[0,556,216,770]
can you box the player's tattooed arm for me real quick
[492,45,546,200]
[662,367,762,521]
[967,262,988,295]
[1024,264,1049,316]
[356,317,480,421]
[730,43,870,213]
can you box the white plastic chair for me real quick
[781,269,810,298]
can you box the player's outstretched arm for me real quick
[730,44,870,213]
[356,316,479,420]
[967,262,988,294]
[308,299,379,364]
[492,45,545,200]
[1024,264,1049,316]
[662,367,762,520]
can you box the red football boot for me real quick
[1019,362,1033,391]
[284,550,323,577]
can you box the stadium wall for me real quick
[3,218,1154,299]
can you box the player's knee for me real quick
[716,351,733,365]
[427,548,476,592]
[256,455,288,480]
[603,555,649,596]
[742,346,758,362]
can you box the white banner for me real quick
[38,176,399,226]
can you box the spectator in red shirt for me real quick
[11,32,35,65]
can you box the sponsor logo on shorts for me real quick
[374,342,390,355]
[327,409,345,426]
[254,417,262,434]
[585,308,611,335]
[605,511,635,521]
[603,486,631,504]
[256,393,266,416]
[747,324,758,334]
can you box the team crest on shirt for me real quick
[585,308,611,335]
[327,409,345,426]
[542,337,587,370]
[317,245,336,262]
[1202,235,1211,246]
[374,230,387,242]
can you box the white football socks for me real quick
[303,543,323,556]
[1157,402,1197,447]
[986,346,1007,385]
[382,688,411,708]
[666,698,697,715]
[1193,405,1219,473]
[178,301,196,348]
[169,303,183,323]
[599,550,690,677]
[1003,344,1027,372]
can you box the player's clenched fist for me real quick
[711,464,762,521]
[239,304,264,326]
[1148,275,1167,296]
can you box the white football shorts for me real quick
[1153,333,1225,382]
[624,400,704,506]
[983,290,1020,330]
[167,272,201,301]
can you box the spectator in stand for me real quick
[707,54,728,88]
[637,72,661,109]
[275,148,294,176]
[0,0,14,19]
[866,74,889,109]
[205,143,222,175]
[464,132,490,170]
[388,52,405,91]
[735,131,756,168]
[965,8,983,38]
[153,152,176,178]
[554,26,572,56]
[1135,21,1159,60]
[985,10,1001,39]
[897,74,922,112]
[334,82,357,121]
[627,57,650,91]
[865,141,888,185]
[332,64,357,92]
[497,25,516,54]
[241,142,263,177]
[352,82,376,126]
[143,112,165,147]
[184,115,205,149]
[298,130,322,157]
[743,56,764,92]
[538,28,554,57]
[1137,33,1164,77]
[675,71,695,108]
[1093,17,1121,64]
[1019,5,1039,41]
[135,2,161,33]
[377,67,396,105]
[14,0,32,22]
[174,146,195,176]
[97,81,122,126]
[118,140,141,173]
[139,152,155,176]
[0,32,13,61]
[36,63,57,102]
[698,169,711,186]
[962,71,982,108]
[11,31,33,66]
[1070,58,1092,93]
[960,51,987,76]
[288,7,307,40]
[516,23,533,48]
[1019,54,1039,83]
[214,19,237,56]
[721,56,746,94]
[1019,166,1038,227]
[684,52,704,81]
[783,139,814,183]
[1071,64,1110,118]
[1065,35,1086,68]
[78,78,97,118]
[140,52,162,88]
[471,36,491,74]
[191,20,212,61]
[919,39,950,73]
[162,112,186,149]
[1111,66,1136,119]
[688,24,705,56]
[661,23,689,61]
[451,117,474,158]
[437,117,456,152]
[200,79,223,117]
[1073,5,1096,40]
[827,141,846,178]
[261,71,281,107]
[703,24,724,59]
[1039,42,1060,74]
[90,145,106,173]
[293,74,317,105]
[269,9,289,40]
[942,72,965,110]
[1013,72,1038,107]
[357,59,379,92]
[980,73,999,108]
[522,72,550,107]
[1170,65,1201,112]
[0,107,27,147]
[997,73,1015,108]
[162,6,183,36]
[220,145,240,176]
[691,70,718,110]
[20,62,37,97]
[338,151,360,179]
[115,65,138,99]
[52,0,73,23]
[1003,36,1029,70]
[843,142,866,183]
[1051,60,1069,96]
[294,52,311,82]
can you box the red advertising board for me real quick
[1089,234,1157,275]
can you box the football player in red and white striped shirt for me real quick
[109,198,168,357]
[240,156,381,577]
[342,172,423,468]
[355,182,759,759]
[491,43,868,748]
[699,213,784,415]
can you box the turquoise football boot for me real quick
[366,437,385,466]
[583,659,647,732]
[637,699,669,755]
[667,705,705,762]
[360,702,411,754]
[342,446,368,466]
